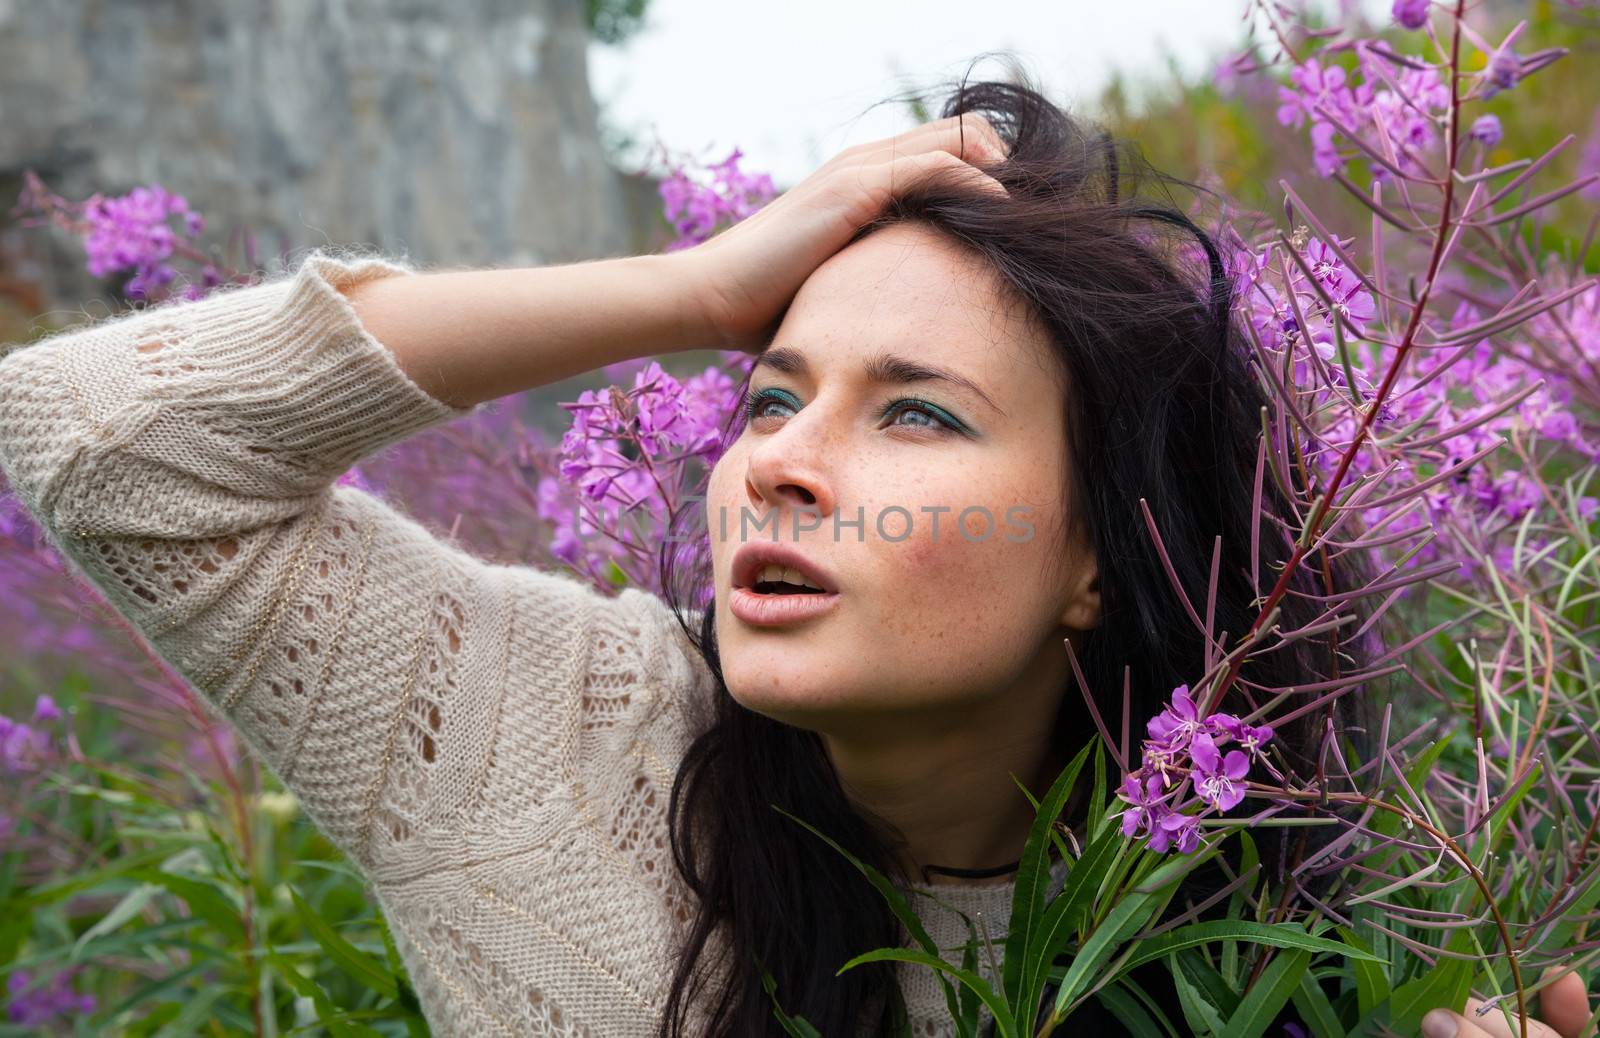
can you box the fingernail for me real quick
[1421,1009,1459,1038]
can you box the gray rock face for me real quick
[0,0,659,307]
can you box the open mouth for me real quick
[728,546,840,626]
[752,567,830,596]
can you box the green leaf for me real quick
[126,867,245,944]
[148,984,227,1038]
[1219,948,1311,1038]
[1338,928,1390,1018]
[1004,739,1094,1012]
[374,910,426,1021]
[1096,978,1178,1038]
[760,969,825,1038]
[1113,920,1381,977]
[92,959,215,1026]
[1170,949,1233,1034]
[606,559,629,587]
[838,947,1016,1038]
[1290,971,1346,1038]
[288,887,398,1000]
[1048,842,1223,1021]
[20,846,174,909]
[71,882,160,962]
[1221,832,1260,985]
[266,950,382,1038]
[771,804,973,1029]
[1051,887,1160,1015]
[1383,928,1475,1036]
[1016,826,1124,1025]
[956,931,982,1037]
[1087,739,1109,844]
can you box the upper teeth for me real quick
[758,564,824,591]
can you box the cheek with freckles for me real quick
[848,493,1066,703]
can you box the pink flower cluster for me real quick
[82,184,221,301]
[0,694,62,776]
[1117,685,1275,854]
[658,147,777,250]
[6,967,95,1028]
[1275,51,1450,180]
[1276,21,1562,181]
[1234,232,1378,365]
[544,357,749,592]
[1229,222,1600,585]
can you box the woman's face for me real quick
[704,221,1103,740]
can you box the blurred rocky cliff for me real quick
[0,0,668,322]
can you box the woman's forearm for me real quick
[338,251,712,409]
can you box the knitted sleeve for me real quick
[0,248,699,879]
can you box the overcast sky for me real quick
[588,0,1391,189]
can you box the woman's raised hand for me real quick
[678,113,1011,354]
[1421,969,1593,1038]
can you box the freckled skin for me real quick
[705,223,1104,877]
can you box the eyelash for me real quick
[742,387,965,434]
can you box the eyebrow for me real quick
[752,346,1006,418]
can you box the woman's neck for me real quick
[824,715,1070,888]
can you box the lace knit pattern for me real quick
[0,248,1063,1037]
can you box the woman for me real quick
[0,73,1587,1037]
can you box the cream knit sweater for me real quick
[0,249,1070,1037]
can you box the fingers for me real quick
[1538,968,1593,1038]
[1422,998,1569,1038]
[866,149,1011,202]
[839,114,1008,171]
[1421,1010,1497,1038]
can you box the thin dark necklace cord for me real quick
[918,858,1022,882]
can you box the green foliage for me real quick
[768,738,1389,1036]
[1,677,428,1035]
[585,0,651,47]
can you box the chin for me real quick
[723,662,815,713]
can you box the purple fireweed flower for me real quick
[6,968,96,1027]
[659,146,776,250]
[0,715,52,775]
[1310,121,1343,177]
[1147,684,1200,742]
[1147,810,1201,854]
[1392,0,1430,29]
[81,183,205,300]
[1276,46,1452,182]
[32,694,61,724]
[550,349,751,594]
[1191,732,1252,812]
[1213,715,1276,761]
[1470,114,1504,148]
[1118,773,1169,837]
[1120,682,1279,853]
[335,466,373,492]
[1486,46,1523,96]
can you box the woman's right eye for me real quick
[743,388,799,423]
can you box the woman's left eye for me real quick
[882,399,959,432]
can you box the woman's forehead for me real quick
[776,228,1061,405]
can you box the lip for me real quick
[731,541,840,595]
[729,586,841,627]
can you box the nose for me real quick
[743,409,837,526]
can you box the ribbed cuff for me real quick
[121,247,482,486]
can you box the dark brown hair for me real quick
[652,64,1374,1037]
